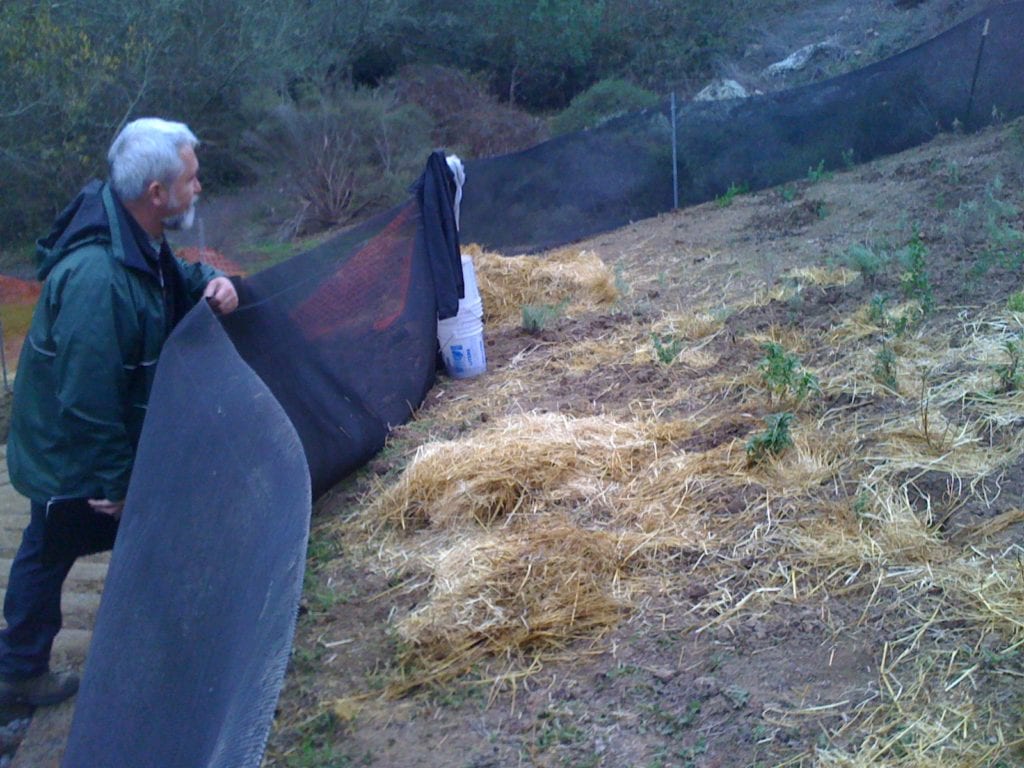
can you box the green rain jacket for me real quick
[7,181,222,504]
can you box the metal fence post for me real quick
[965,17,991,128]
[671,91,679,210]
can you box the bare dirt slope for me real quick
[261,120,1024,768]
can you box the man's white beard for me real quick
[164,197,198,231]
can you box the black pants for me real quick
[0,502,76,679]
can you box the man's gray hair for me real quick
[107,118,199,201]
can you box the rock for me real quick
[694,79,749,102]
[764,41,846,77]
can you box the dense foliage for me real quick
[0,0,794,244]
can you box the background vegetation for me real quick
[0,0,797,248]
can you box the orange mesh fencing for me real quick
[0,275,41,375]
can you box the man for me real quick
[0,118,239,706]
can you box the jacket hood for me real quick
[35,180,158,281]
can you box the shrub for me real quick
[250,92,431,237]
[549,78,660,135]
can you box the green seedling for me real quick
[521,299,568,334]
[652,332,683,364]
[716,181,749,207]
[1007,291,1024,313]
[873,344,898,391]
[844,243,886,283]
[899,231,934,314]
[995,337,1024,393]
[746,412,795,466]
[759,342,819,402]
[807,159,833,183]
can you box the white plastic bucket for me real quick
[438,310,486,378]
[438,255,487,378]
[460,254,480,304]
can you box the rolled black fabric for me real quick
[64,302,311,768]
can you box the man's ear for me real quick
[144,180,167,208]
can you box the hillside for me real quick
[260,116,1024,767]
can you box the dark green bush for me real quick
[549,79,660,135]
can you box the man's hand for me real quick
[203,276,239,315]
[88,498,125,520]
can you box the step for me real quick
[0,588,102,627]
[0,559,108,591]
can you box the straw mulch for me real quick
[361,412,732,691]
[462,244,619,326]
[332,249,1024,761]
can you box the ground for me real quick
[257,120,1024,768]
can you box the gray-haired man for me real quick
[0,118,238,705]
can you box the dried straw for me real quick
[463,244,619,326]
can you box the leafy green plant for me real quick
[899,232,934,314]
[873,344,898,391]
[746,413,795,466]
[652,333,683,364]
[994,337,1024,393]
[521,299,568,333]
[1007,292,1024,313]
[868,293,888,325]
[807,159,833,183]
[780,184,797,203]
[716,181,749,207]
[759,342,819,402]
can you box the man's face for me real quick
[163,145,201,231]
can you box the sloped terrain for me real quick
[263,120,1024,767]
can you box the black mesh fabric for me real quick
[461,2,1024,253]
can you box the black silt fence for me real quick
[461,2,1024,254]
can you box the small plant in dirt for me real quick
[521,299,568,334]
[652,332,683,364]
[779,184,798,202]
[807,159,833,184]
[898,231,934,314]
[1007,291,1024,313]
[843,243,887,285]
[994,337,1024,393]
[872,344,899,391]
[613,263,630,298]
[841,147,856,168]
[916,369,954,453]
[746,412,795,466]
[716,181,749,207]
[867,293,888,326]
[759,342,819,403]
